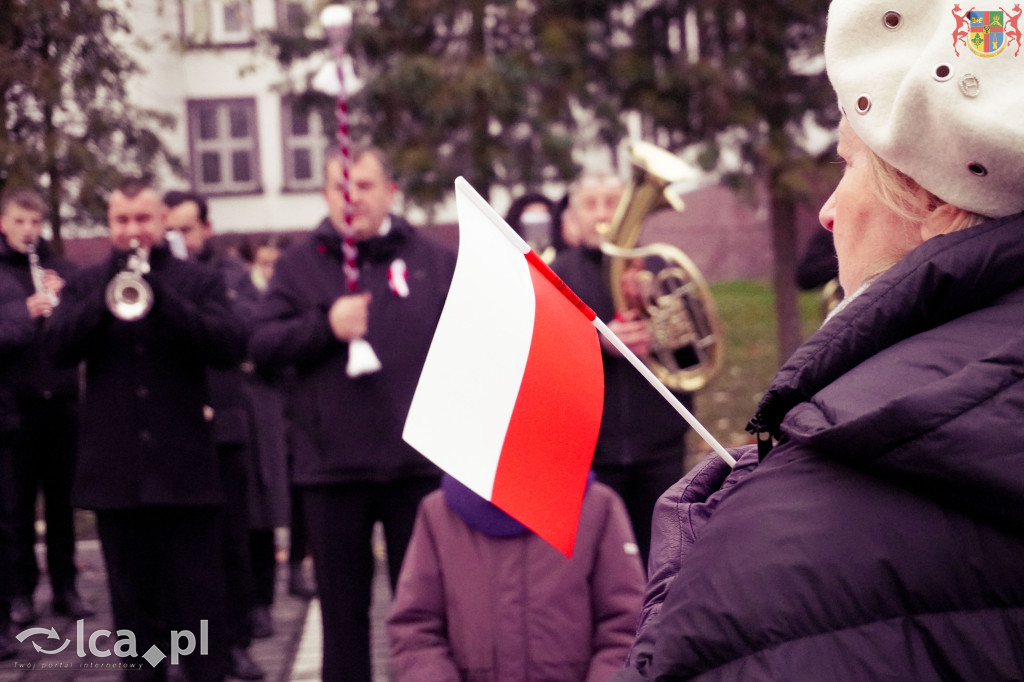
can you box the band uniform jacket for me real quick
[249,216,456,486]
[0,235,78,432]
[550,246,692,467]
[45,243,247,510]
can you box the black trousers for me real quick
[0,434,16,632]
[288,488,308,565]
[247,529,276,607]
[593,456,684,571]
[96,507,228,682]
[302,476,440,682]
[10,396,78,598]
[217,444,256,650]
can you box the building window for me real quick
[281,97,333,191]
[187,99,261,196]
[276,0,310,34]
[184,0,254,45]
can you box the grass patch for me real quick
[684,280,826,466]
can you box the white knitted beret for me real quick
[825,0,1024,218]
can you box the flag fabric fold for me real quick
[403,177,604,556]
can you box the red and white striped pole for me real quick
[321,4,381,377]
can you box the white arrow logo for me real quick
[16,626,71,654]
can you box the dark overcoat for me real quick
[550,246,692,467]
[249,216,456,486]
[0,236,77,431]
[45,243,246,509]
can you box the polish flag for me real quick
[403,177,604,557]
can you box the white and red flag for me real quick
[403,177,604,557]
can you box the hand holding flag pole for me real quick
[320,4,381,378]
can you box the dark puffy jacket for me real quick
[0,235,79,403]
[249,217,456,485]
[619,214,1024,680]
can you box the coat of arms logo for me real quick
[954,5,1022,56]
[970,10,1006,56]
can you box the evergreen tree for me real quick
[611,0,840,361]
[269,1,626,206]
[272,0,839,360]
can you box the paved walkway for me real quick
[2,533,395,681]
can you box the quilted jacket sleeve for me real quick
[617,445,759,679]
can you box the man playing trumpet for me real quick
[45,177,247,682]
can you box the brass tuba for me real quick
[600,141,725,393]
[105,239,154,321]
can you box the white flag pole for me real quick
[592,318,735,467]
[455,177,736,468]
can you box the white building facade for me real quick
[115,0,351,235]
[111,0,633,237]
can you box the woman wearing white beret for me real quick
[614,1,1024,679]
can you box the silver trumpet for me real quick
[25,240,59,307]
[105,239,154,321]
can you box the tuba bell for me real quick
[600,141,725,393]
[105,239,154,321]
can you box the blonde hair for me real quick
[1,187,46,216]
[866,151,984,234]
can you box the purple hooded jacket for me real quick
[617,213,1024,680]
[388,476,645,682]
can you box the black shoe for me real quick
[52,591,95,619]
[249,606,274,639]
[229,647,265,680]
[10,596,36,626]
[0,629,17,661]
[288,565,317,599]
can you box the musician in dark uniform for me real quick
[0,188,90,627]
[551,170,694,569]
[45,177,246,682]
[0,189,43,660]
[250,147,456,681]
[164,189,265,681]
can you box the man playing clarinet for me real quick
[0,188,89,637]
